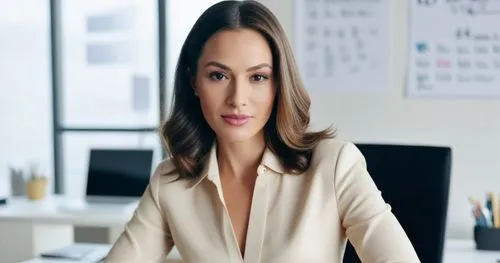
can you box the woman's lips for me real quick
[221,114,251,126]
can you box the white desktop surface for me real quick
[443,239,500,263]
[20,243,183,263]
[18,239,500,263]
[0,195,137,263]
[0,195,136,226]
[20,243,110,263]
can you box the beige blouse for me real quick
[105,139,420,263]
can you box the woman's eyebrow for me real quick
[246,63,273,72]
[204,61,272,72]
[204,61,230,70]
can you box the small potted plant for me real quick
[25,164,47,200]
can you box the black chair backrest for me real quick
[343,143,452,263]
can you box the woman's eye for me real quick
[252,74,268,82]
[209,72,227,81]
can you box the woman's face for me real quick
[194,28,276,144]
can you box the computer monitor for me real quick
[85,148,154,199]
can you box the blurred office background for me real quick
[0,0,223,244]
[1,0,500,247]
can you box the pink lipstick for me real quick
[221,114,251,126]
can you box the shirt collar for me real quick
[190,141,285,188]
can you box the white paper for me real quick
[85,6,135,65]
[294,0,390,92]
[131,74,151,112]
[407,0,500,98]
[86,7,135,33]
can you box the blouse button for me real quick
[258,165,267,174]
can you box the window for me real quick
[53,0,165,194]
[60,0,159,128]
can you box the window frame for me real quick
[49,0,168,194]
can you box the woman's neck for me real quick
[216,134,266,182]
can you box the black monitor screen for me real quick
[86,149,154,197]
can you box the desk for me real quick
[19,243,183,263]
[0,195,135,263]
[19,239,500,263]
[21,243,110,263]
[0,195,184,263]
[443,239,500,263]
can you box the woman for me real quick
[105,1,420,262]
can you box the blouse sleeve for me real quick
[104,164,175,262]
[334,142,421,263]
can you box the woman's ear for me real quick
[188,67,198,96]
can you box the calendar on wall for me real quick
[293,0,390,92]
[407,0,500,98]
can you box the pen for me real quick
[482,208,492,227]
[486,193,494,226]
[469,197,488,227]
[490,193,500,228]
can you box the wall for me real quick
[0,0,53,194]
[260,0,500,238]
[166,0,223,111]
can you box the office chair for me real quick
[343,143,452,263]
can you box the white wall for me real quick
[0,0,53,194]
[260,0,500,238]
[165,0,223,111]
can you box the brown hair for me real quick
[161,0,334,179]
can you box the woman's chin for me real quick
[216,130,262,144]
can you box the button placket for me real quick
[243,168,269,263]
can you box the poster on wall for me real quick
[407,0,500,98]
[293,0,391,92]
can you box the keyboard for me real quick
[40,244,100,260]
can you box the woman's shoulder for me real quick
[151,158,181,185]
[313,137,360,156]
[311,138,365,168]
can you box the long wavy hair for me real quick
[161,0,334,179]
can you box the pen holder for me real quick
[26,177,47,201]
[474,226,500,251]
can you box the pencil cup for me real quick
[25,163,48,201]
[474,226,500,251]
[26,177,47,201]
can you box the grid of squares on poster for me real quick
[294,0,390,92]
[407,0,500,97]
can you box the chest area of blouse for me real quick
[159,172,343,262]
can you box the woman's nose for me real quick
[226,79,249,107]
